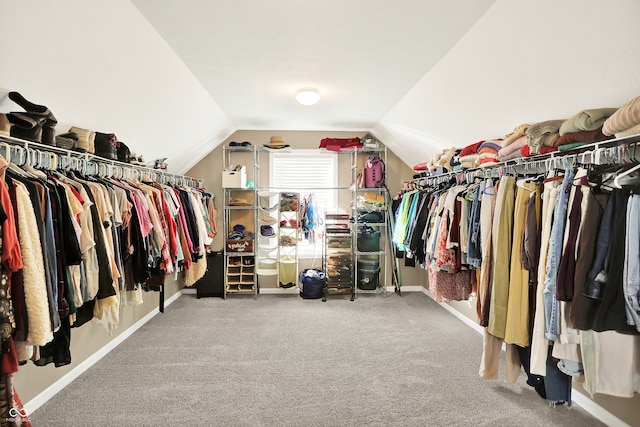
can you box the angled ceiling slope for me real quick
[133,0,496,132]
[377,0,640,169]
[0,0,234,175]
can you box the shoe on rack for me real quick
[6,112,46,143]
[55,132,78,151]
[94,132,119,160]
[8,91,58,145]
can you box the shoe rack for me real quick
[222,144,258,298]
[277,192,300,289]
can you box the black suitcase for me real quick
[196,251,225,298]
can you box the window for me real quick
[269,149,338,257]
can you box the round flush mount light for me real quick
[295,88,320,106]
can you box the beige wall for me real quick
[14,277,183,405]
[187,130,428,290]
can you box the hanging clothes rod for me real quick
[0,134,204,188]
[415,133,640,187]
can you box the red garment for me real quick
[459,141,484,157]
[520,145,557,157]
[1,338,18,375]
[0,181,23,274]
[319,138,362,152]
[480,157,499,165]
[413,162,427,171]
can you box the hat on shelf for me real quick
[229,198,251,206]
[263,135,290,149]
[229,141,252,149]
[260,225,275,236]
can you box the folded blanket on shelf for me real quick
[557,141,592,152]
[480,158,499,166]
[497,150,524,162]
[502,124,530,147]
[459,141,484,157]
[559,107,618,135]
[478,140,502,152]
[460,160,479,169]
[615,123,640,139]
[526,119,565,153]
[459,154,480,164]
[498,135,527,157]
[603,95,640,136]
[553,127,612,147]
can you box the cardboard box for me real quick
[222,166,247,188]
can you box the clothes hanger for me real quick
[613,162,640,188]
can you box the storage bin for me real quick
[222,167,247,188]
[357,258,379,271]
[225,239,253,253]
[357,227,380,252]
[357,267,379,290]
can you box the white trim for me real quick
[418,287,629,427]
[572,389,630,427]
[259,287,300,294]
[23,291,183,415]
[181,287,197,294]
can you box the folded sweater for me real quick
[498,135,527,157]
[553,128,612,147]
[603,95,640,136]
[559,108,618,135]
[459,141,484,157]
[526,119,565,153]
[502,124,530,147]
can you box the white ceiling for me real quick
[1,1,640,174]
[132,0,496,131]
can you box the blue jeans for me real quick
[543,169,575,341]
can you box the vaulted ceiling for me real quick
[1,1,640,174]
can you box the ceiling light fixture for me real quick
[295,88,320,106]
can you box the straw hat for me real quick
[229,198,251,206]
[264,135,290,149]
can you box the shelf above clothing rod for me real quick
[414,133,640,187]
[0,134,204,188]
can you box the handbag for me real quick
[364,155,385,188]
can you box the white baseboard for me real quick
[418,288,629,427]
[24,291,183,415]
[258,287,300,294]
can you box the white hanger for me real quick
[613,162,640,188]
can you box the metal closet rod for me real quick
[0,135,204,188]
[415,133,640,187]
